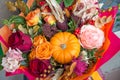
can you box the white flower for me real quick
[6,48,24,61]
[1,57,20,72]
[73,0,101,21]
[81,50,89,64]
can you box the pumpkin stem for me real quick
[60,44,66,49]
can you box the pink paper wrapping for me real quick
[95,6,120,70]
[95,30,120,70]
[6,67,35,80]
[0,26,12,53]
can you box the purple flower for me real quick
[72,58,88,75]
[8,31,32,52]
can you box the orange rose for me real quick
[25,8,40,26]
[29,42,53,60]
[33,35,47,47]
[36,42,52,59]
[29,35,53,60]
[29,49,36,60]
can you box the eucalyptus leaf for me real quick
[20,61,28,66]
[21,53,29,66]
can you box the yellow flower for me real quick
[44,15,56,25]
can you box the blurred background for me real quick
[0,0,120,80]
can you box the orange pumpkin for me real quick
[50,32,80,64]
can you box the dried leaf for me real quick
[95,15,112,28]
[33,25,40,33]
[95,17,104,28]
[58,62,76,80]
[6,1,17,11]
[100,16,107,24]
[15,0,29,15]
[52,68,64,80]
[18,24,28,34]
[106,15,112,23]
[67,62,76,76]
[29,28,33,36]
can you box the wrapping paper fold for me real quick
[0,25,12,53]
[0,0,120,79]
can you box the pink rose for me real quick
[8,31,32,52]
[79,25,105,49]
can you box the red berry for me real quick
[45,6,51,12]
[39,1,46,6]
[67,6,73,11]
[74,28,80,36]
[88,20,95,25]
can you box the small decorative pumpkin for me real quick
[50,32,80,64]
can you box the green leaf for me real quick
[67,18,76,33]
[64,0,74,7]
[2,19,11,26]
[10,16,26,25]
[87,48,97,58]
[30,0,37,11]
[38,26,43,35]
[25,6,29,15]
[21,54,29,66]
[118,4,120,10]
[0,44,4,71]
[56,0,62,4]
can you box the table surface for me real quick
[0,0,120,80]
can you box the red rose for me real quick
[29,59,52,77]
[8,31,32,52]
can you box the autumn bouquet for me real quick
[0,0,120,80]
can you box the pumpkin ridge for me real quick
[53,50,61,61]
[64,49,73,63]
[63,32,71,42]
